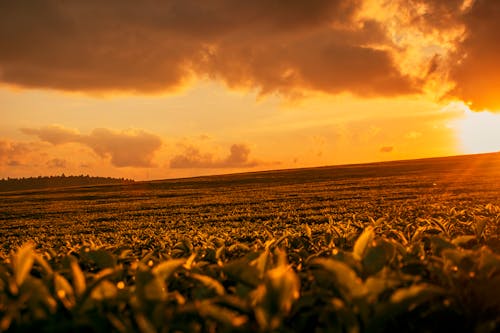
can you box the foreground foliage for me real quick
[1,212,499,333]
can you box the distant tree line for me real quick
[0,174,134,192]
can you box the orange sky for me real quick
[1,0,500,180]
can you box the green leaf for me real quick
[264,265,300,312]
[253,250,300,331]
[184,253,197,270]
[91,280,118,300]
[13,242,35,286]
[54,273,75,309]
[197,300,247,327]
[215,246,225,262]
[134,313,157,333]
[34,253,53,277]
[251,249,271,279]
[191,273,225,296]
[429,236,456,255]
[368,284,444,332]
[152,258,185,281]
[430,218,448,236]
[390,284,444,310]
[442,249,475,272]
[474,216,487,239]
[70,256,86,297]
[223,258,260,288]
[362,243,390,276]
[19,276,57,320]
[136,265,167,302]
[477,246,500,278]
[353,226,374,260]
[85,249,117,269]
[311,258,366,299]
[451,235,477,247]
[364,274,401,302]
[74,268,116,312]
[304,224,312,240]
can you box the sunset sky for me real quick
[1,0,500,180]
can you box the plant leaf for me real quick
[86,250,117,269]
[353,226,374,260]
[13,243,35,286]
[451,235,476,247]
[191,273,225,296]
[474,216,487,239]
[54,273,75,309]
[390,284,444,310]
[70,256,86,297]
[311,258,366,299]
[91,280,118,300]
[152,258,185,281]
[362,244,389,276]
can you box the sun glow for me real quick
[454,106,500,154]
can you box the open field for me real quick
[1,153,500,332]
[1,153,500,253]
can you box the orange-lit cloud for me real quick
[0,0,415,97]
[170,143,260,168]
[379,146,393,153]
[448,0,500,111]
[20,126,80,145]
[21,126,162,167]
[81,128,162,167]
[0,140,35,166]
[2,0,498,108]
[385,0,500,111]
[46,158,67,169]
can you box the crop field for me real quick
[1,153,500,332]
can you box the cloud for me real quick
[170,143,259,168]
[379,146,393,153]
[4,1,498,108]
[0,0,416,97]
[0,140,34,164]
[20,126,80,145]
[389,0,500,111]
[6,160,22,167]
[46,158,67,168]
[21,126,162,167]
[81,128,163,167]
[448,0,500,111]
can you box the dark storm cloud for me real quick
[21,126,162,167]
[0,0,416,97]
[170,143,259,168]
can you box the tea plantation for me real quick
[1,153,499,332]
